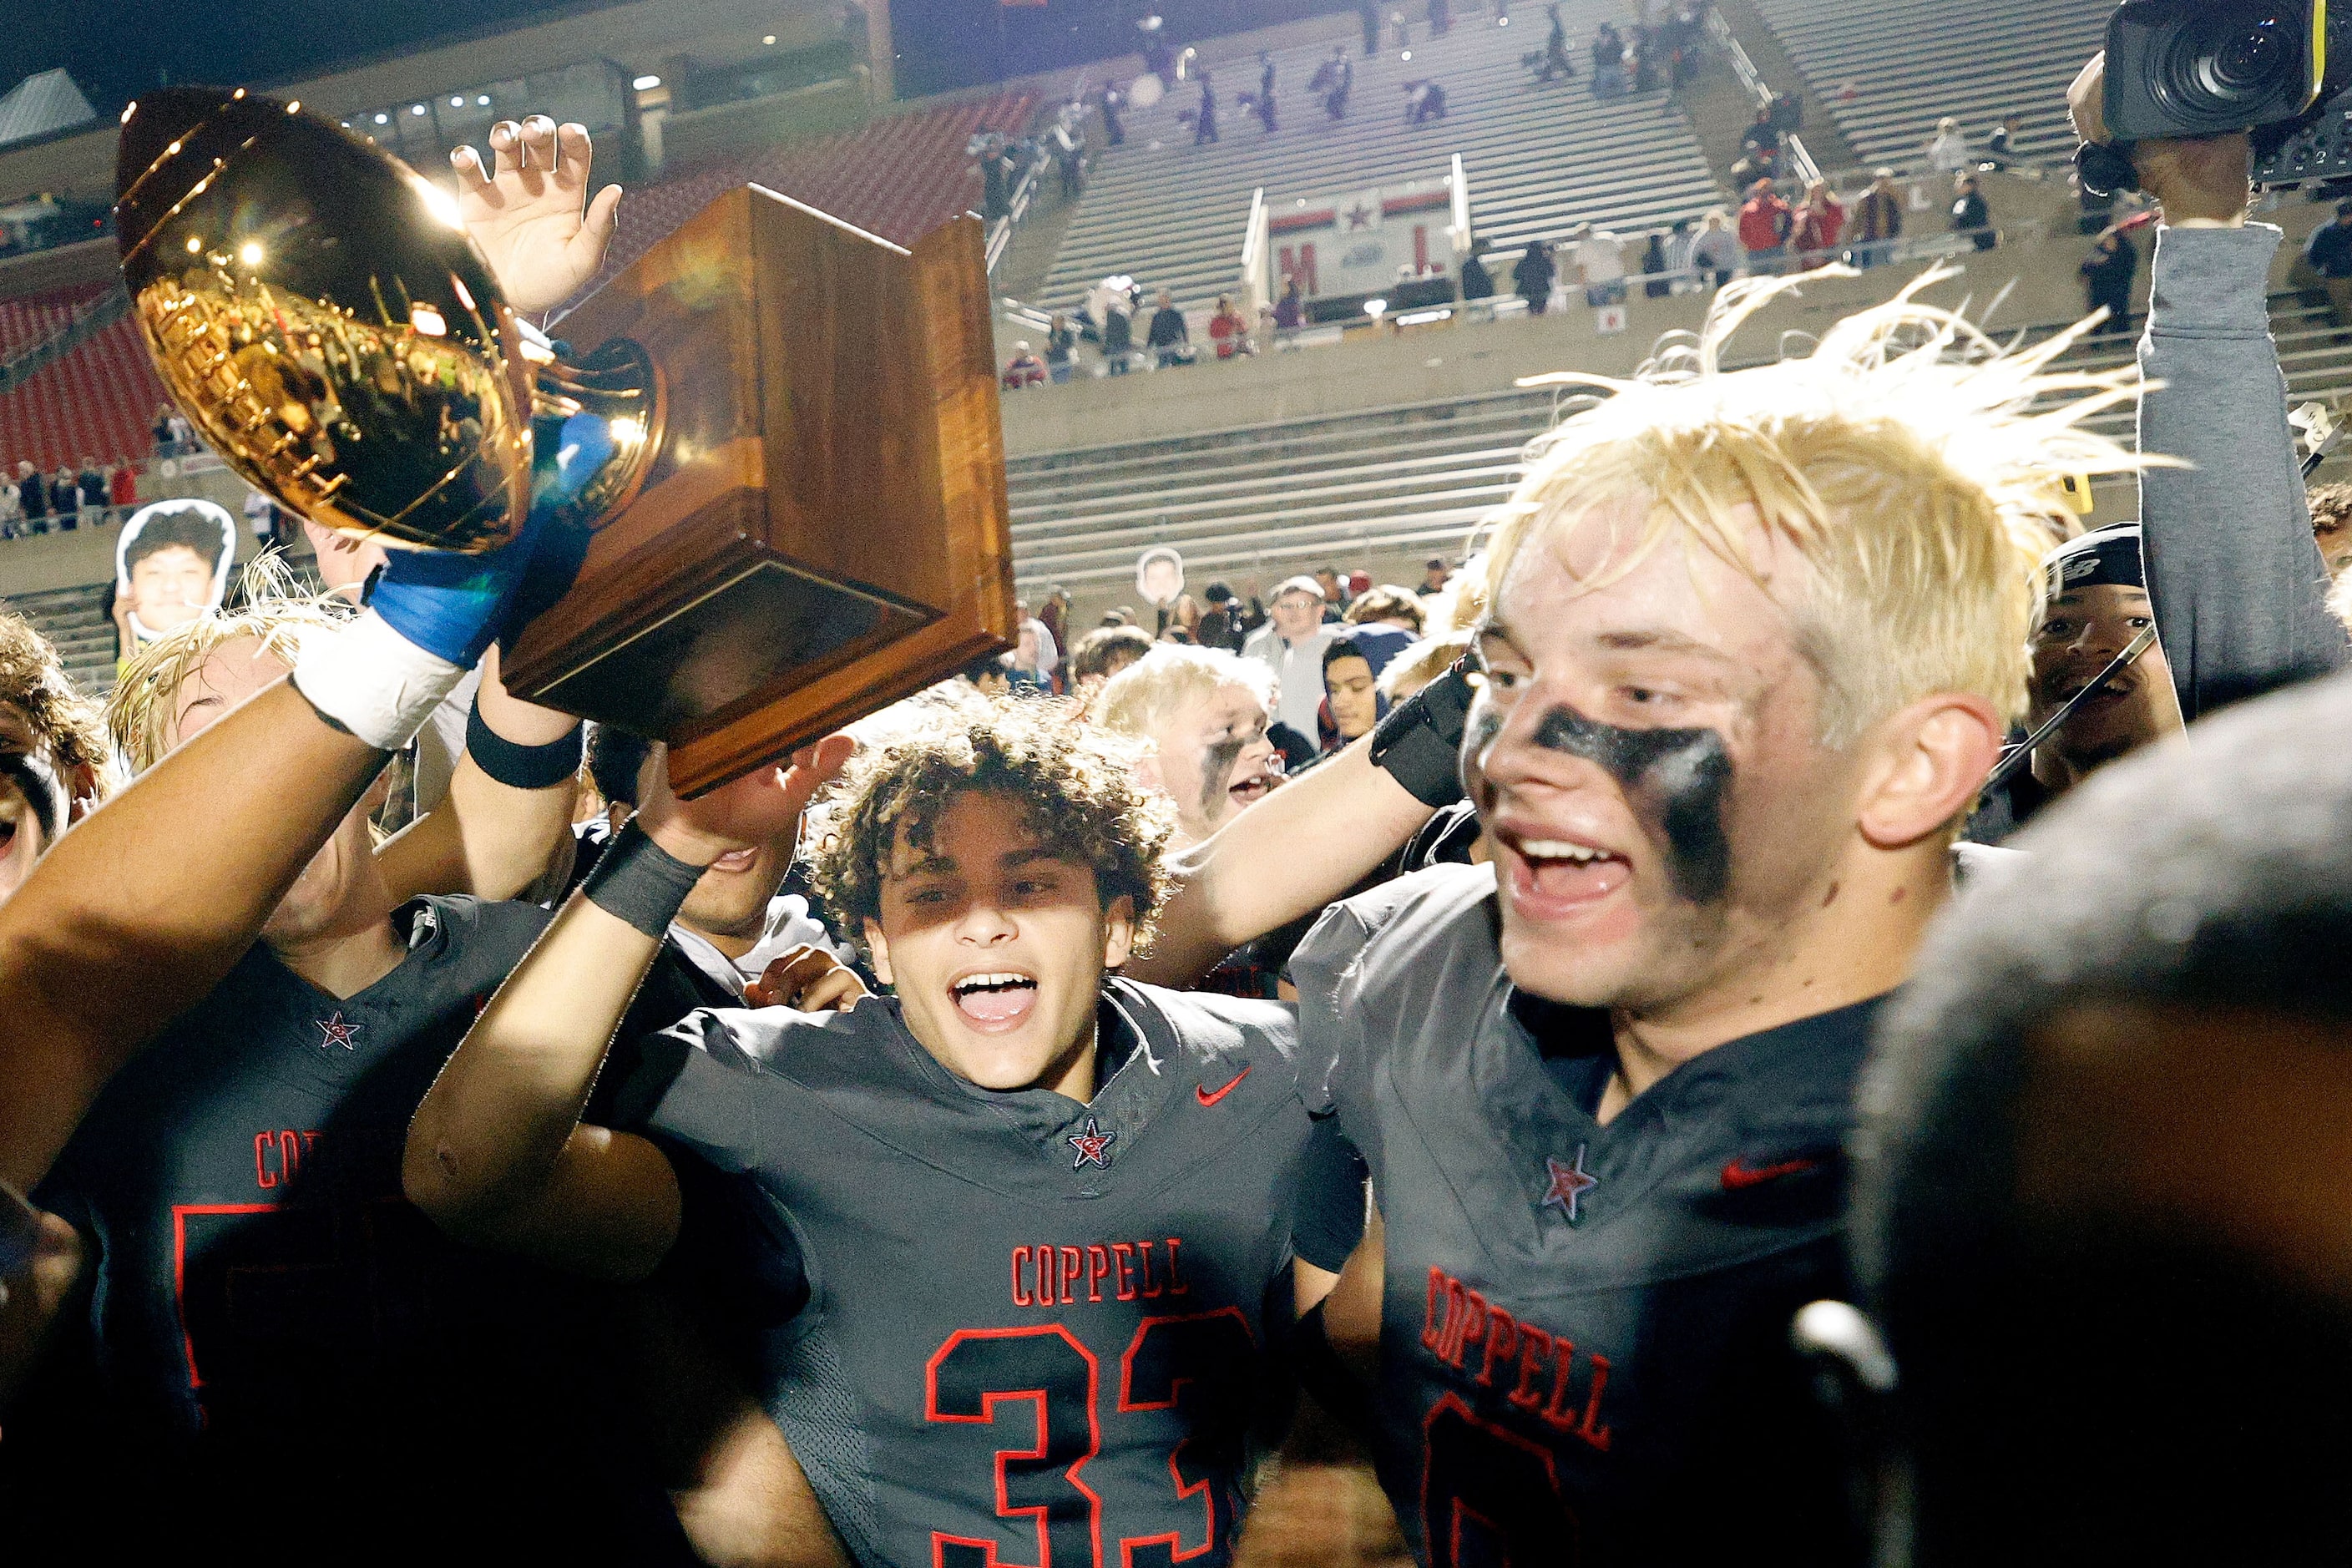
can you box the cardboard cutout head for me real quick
[116,500,235,643]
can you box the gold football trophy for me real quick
[117,87,1014,792]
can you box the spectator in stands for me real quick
[1341,584,1423,675]
[959,655,1012,697]
[1571,223,1627,306]
[1459,241,1495,300]
[1514,237,1557,314]
[1212,582,1267,651]
[1403,78,1449,125]
[1192,75,1219,145]
[1318,637,1383,752]
[1591,21,1626,94]
[50,464,78,531]
[1001,341,1047,389]
[1313,567,1355,616]
[1418,555,1451,596]
[151,405,178,457]
[1690,210,1740,286]
[76,459,106,527]
[1039,586,1071,655]
[1208,296,1249,359]
[1427,0,1451,38]
[1045,313,1078,382]
[1641,230,1671,297]
[1242,574,1338,736]
[1737,178,1793,274]
[17,461,47,534]
[1926,114,1971,173]
[1533,4,1575,83]
[2081,226,2139,336]
[241,487,277,548]
[1391,9,1412,48]
[1096,84,1125,147]
[1254,53,1278,133]
[1741,106,1782,165]
[0,468,18,539]
[1274,274,1305,327]
[1146,290,1191,367]
[1102,295,1135,374]
[1327,52,1354,119]
[1853,168,1904,267]
[1069,624,1155,695]
[1985,109,2026,169]
[1952,171,1995,251]
[1792,180,1845,269]
[107,461,135,522]
[1360,0,1381,56]
[2302,200,2352,331]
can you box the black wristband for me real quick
[580,820,704,939]
[466,695,585,792]
[1369,660,1474,807]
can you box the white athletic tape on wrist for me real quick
[291,609,468,751]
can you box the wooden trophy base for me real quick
[500,190,1015,796]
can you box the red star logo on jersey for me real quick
[1542,1144,1597,1222]
[1067,1115,1116,1170]
[316,1013,362,1051]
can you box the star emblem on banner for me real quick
[1345,202,1376,229]
[1541,1144,1598,1223]
[316,1012,362,1052]
[1067,1116,1116,1171]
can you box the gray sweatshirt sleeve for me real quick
[2137,222,2349,723]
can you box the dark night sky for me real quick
[7,1,616,113]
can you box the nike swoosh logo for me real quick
[1196,1066,1252,1107]
[1720,1156,1823,1191]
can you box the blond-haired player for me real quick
[1292,278,2143,1568]
[1094,644,1285,847]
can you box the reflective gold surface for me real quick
[117,87,639,553]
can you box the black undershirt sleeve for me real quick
[1291,1115,1371,1273]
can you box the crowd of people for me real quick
[0,454,139,539]
[13,52,2352,1568]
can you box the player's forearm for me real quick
[404,889,660,1237]
[0,680,383,1191]
[1133,741,1429,984]
[380,646,581,901]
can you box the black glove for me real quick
[1369,660,1473,807]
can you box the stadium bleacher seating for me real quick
[8,580,117,696]
[1038,0,1726,315]
[0,282,110,366]
[1747,0,2111,173]
[573,90,1036,296]
[1005,289,2352,603]
[0,311,168,473]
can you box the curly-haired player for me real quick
[407,696,1358,1566]
[0,613,109,903]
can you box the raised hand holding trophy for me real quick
[116,89,1014,793]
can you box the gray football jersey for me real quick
[607,978,1311,1568]
[1293,863,1873,1567]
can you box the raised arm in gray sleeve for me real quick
[2137,222,2350,723]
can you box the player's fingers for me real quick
[449,143,495,198]
[554,122,594,187]
[488,120,524,178]
[582,183,623,247]
[518,114,559,176]
[800,971,867,1013]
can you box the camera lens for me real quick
[2211,18,2285,90]
[2158,8,2298,116]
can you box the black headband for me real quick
[2044,523,2145,597]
